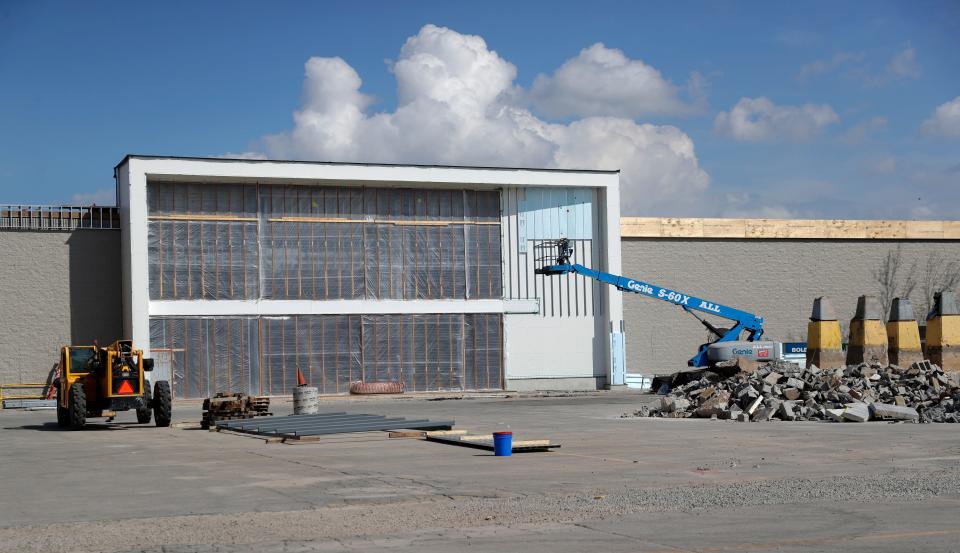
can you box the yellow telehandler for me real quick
[55,340,171,429]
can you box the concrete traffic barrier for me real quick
[806,297,845,369]
[886,297,924,367]
[926,291,960,372]
[846,295,888,366]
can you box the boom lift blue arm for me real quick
[534,239,765,367]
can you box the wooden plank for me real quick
[426,430,467,437]
[425,434,561,452]
[944,222,960,240]
[387,429,467,439]
[388,431,426,438]
[905,220,944,240]
[619,218,661,238]
[864,219,906,239]
[149,214,258,222]
[458,435,495,442]
[660,218,703,238]
[701,218,746,238]
[268,216,498,226]
[621,217,960,240]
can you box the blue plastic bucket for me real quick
[493,431,513,456]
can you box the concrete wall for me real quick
[622,238,960,374]
[0,230,122,384]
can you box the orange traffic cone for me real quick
[296,367,307,387]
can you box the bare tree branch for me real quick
[872,245,917,321]
[918,252,960,318]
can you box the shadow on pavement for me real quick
[10,422,156,432]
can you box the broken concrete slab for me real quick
[695,390,731,418]
[785,377,806,390]
[825,408,846,422]
[870,403,919,421]
[778,401,797,421]
[842,403,870,423]
[752,406,776,422]
[660,396,691,413]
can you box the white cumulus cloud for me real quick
[921,96,960,138]
[886,47,921,79]
[865,155,897,175]
[797,47,920,85]
[839,116,887,145]
[797,51,864,81]
[526,43,704,118]
[714,97,839,142]
[258,24,709,214]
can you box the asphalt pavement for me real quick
[1,391,958,552]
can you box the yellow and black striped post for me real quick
[847,295,888,366]
[886,297,923,367]
[806,297,844,369]
[926,291,960,372]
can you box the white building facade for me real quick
[116,156,623,398]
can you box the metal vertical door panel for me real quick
[151,350,173,389]
[518,187,594,240]
[609,332,626,386]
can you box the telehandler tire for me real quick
[153,380,172,427]
[68,384,86,430]
[137,382,152,424]
[56,385,69,428]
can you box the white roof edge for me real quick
[118,155,619,188]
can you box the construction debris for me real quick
[201,393,271,429]
[632,359,959,423]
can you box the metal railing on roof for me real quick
[0,205,120,230]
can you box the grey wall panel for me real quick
[622,238,960,374]
[0,230,122,385]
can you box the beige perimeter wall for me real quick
[0,230,122,385]
[3,217,959,387]
[622,238,960,375]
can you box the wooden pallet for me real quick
[425,434,560,452]
[201,394,273,429]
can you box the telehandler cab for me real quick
[55,340,172,429]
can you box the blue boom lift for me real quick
[535,239,778,367]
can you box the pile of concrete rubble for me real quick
[637,359,959,423]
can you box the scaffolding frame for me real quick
[0,205,119,230]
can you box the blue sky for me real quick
[0,1,958,218]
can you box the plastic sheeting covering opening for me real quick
[148,221,259,300]
[150,314,503,398]
[149,317,260,399]
[148,182,502,301]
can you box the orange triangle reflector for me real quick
[117,381,134,394]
